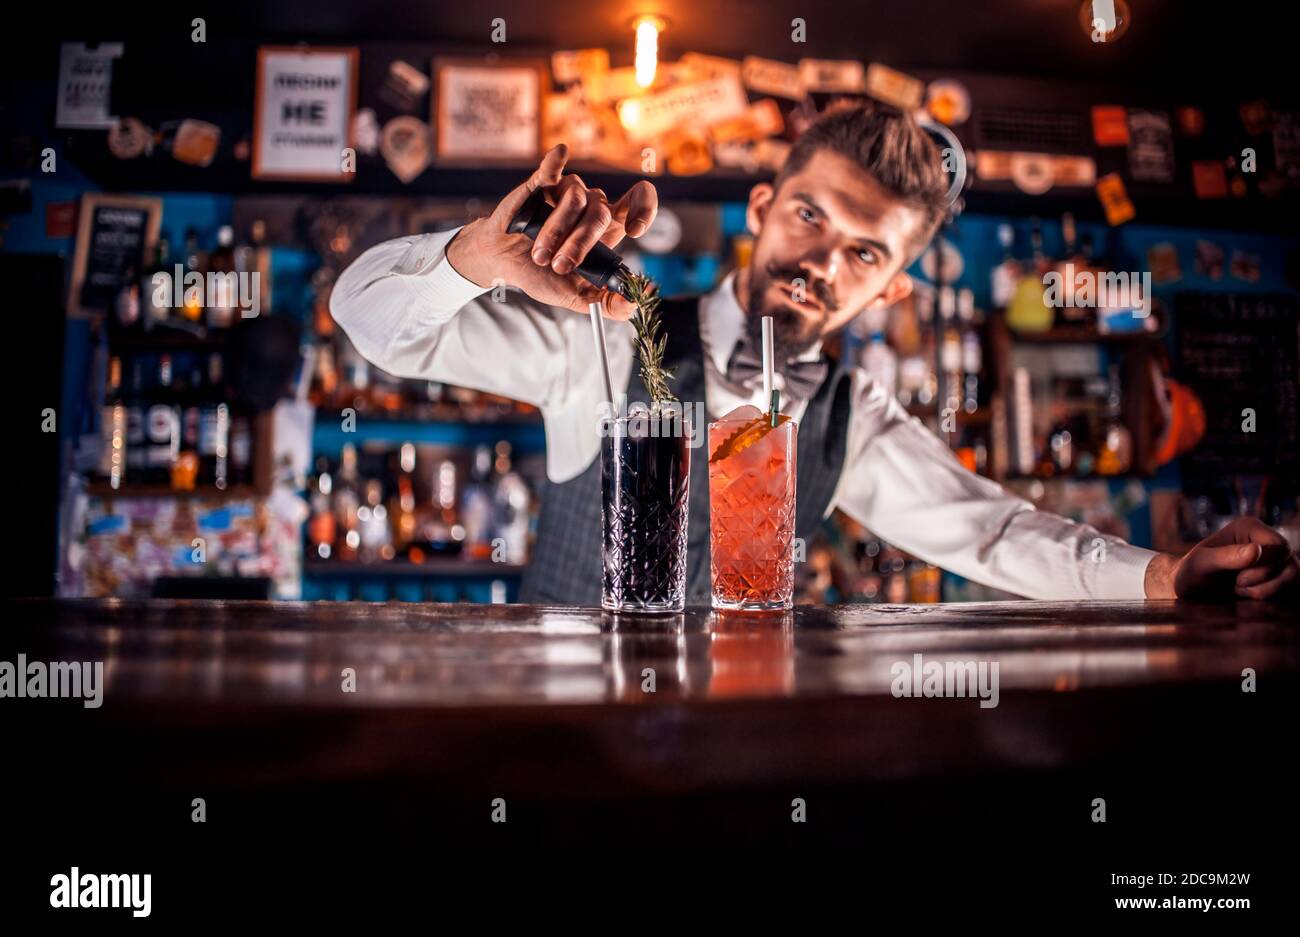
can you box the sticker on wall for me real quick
[1147,243,1181,284]
[1273,111,1300,183]
[741,56,805,100]
[380,116,431,183]
[1194,240,1225,280]
[57,42,123,129]
[1238,100,1272,136]
[1229,249,1261,283]
[863,63,925,111]
[1009,152,1055,195]
[1091,106,1129,146]
[1174,106,1205,138]
[378,60,430,114]
[352,108,380,155]
[924,80,971,127]
[107,118,154,160]
[1192,160,1228,199]
[1126,110,1175,183]
[1096,173,1136,225]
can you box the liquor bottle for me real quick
[421,458,463,556]
[179,228,206,325]
[333,444,362,562]
[1096,364,1133,475]
[198,353,230,489]
[492,441,531,565]
[145,353,181,486]
[389,443,419,558]
[124,357,147,483]
[140,239,173,332]
[228,415,252,488]
[460,445,496,560]
[99,356,127,489]
[990,223,1020,309]
[307,458,335,560]
[938,286,962,422]
[111,265,141,336]
[961,326,982,414]
[357,479,393,562]
[310,342,340,408]
[860,331,898,400]
[1007,218,1055,333]
[205,225,237,329]
[1056,213,1088,325]
[174,355,204,491]
[235,219,271,317]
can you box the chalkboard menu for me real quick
[68,194,161,317]
[1176,292,1299,480]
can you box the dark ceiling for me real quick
[9,0,1292,97]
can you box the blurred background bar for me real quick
[3,0,1297,603]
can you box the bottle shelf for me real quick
[311,414,547,453]
[1007,326,1161,345]
[86,483,261,499]
[302,558,527,578]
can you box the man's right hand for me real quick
[445,144,658,320]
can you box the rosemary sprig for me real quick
[624,271,676,405]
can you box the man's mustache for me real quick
[764,264,839,312]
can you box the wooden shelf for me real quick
[86,483,260,499]
[1007,326,1160,345]
[106,331,230,351]
[303,559,527,578]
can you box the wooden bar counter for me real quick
[3,598,1297,896]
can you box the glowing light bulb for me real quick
[1080,0,1131,44]
[634,15,663,88]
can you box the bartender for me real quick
[331,103,1298,605]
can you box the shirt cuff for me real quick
[402,227,491,316]
[1097,541,1157,599]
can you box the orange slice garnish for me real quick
[709,413,792,464]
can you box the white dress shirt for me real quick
[330,226,1157,600]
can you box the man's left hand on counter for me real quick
[1144,517,1299,602]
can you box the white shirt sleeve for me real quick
[832,370,1155,600]
[329,226,633,482]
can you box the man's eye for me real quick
[856,248,877,265]
[797,207,817,224]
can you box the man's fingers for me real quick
[611,180,658,239]
[1236,561,1298,600]
[492,144,569,229]
[1190,542,1263,574]
[552,196,614,275]
[531,176,588,266]
[552,274,634,320]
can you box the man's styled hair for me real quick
[774,102,951,263]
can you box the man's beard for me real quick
[743,262,838,361]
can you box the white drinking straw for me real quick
[761,315,775,403]
[589,301,616,405]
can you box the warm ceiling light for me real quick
[633,15,665,88]
[1080,0,1131,44]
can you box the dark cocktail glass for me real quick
[600,412,690,613]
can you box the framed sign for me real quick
[67,193,162,318]
[433,58,546,163]
[253,46,359,181]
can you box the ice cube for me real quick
[721,404,764,422]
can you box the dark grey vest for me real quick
[519,295,854,605]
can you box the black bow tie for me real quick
[725,338,829,401]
